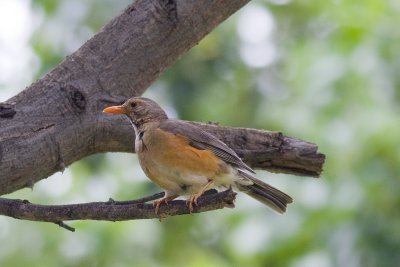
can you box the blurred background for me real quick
[1,0,399,266]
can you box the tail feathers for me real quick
[236,170,293,213]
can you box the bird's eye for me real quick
[130,102,138,108]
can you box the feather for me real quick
[159,120,255,173]
[235,170,293,213]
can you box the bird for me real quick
[103,97,293,214]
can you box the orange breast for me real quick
[138,128,223,190]
[152,129,221,175]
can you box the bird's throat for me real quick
[125,115,138,134]
[125,115,145,153]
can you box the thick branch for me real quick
[98,119,325,176]
[0,190,236,231]
[0,0,325,196]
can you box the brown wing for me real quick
[159,120,255,173]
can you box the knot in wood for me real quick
[158,0,178,25]
[0,103,16,119]
[69,89,86,113]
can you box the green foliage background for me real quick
[1,0,399,266]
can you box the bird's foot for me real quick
[153,195,177,215]
[186,193,202,213]
[186,180,214,213]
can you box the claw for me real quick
[185,193,202,213]
[186,196,195,213]
[153,195,176,215]
[186,180,214,213]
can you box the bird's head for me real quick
[103,97,168,127]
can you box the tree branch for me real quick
[0,189,236,231]
[0,0,325,197]
[97,119,325,176]
[0,0,326,229]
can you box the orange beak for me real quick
[103,105,128,114]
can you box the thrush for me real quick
[103,97,293,214]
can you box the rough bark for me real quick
[0,0,325,199]
[0,189,236,231]
[0,0,255,195]
[95,119,324,176]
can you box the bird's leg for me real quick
[153,194,177,215]
[187,180,214,212]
